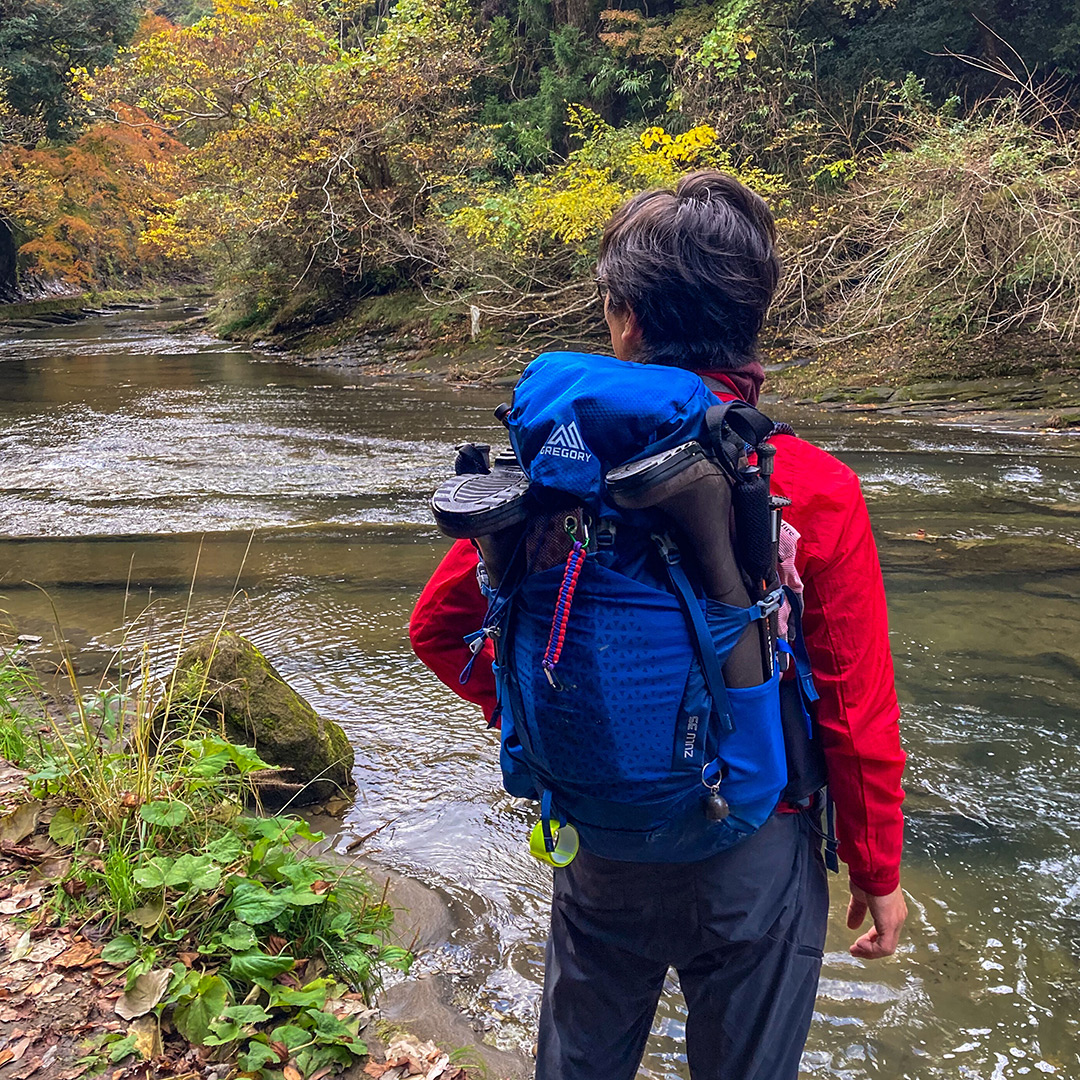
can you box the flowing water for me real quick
[2,306,1079,1079]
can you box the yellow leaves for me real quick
[629,123,723,185]
[446,110,792,263]
[528,167,627,244]
[637,123,718,162]
[640,126,673,150]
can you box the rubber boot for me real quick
[431,455,530,589]
[606,443,765,687]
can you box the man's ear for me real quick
[618,307,645,358]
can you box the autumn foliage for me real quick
[82,0,484,310]
[1,106,183,289]
[3,0,483,303]
[6,0,1080,345]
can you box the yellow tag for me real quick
[528,820,580,867]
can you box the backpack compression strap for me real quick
[703,399,776,479]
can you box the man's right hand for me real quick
[847,882,907,959]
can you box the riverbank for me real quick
[0,787,528,1080]
[221,290,1080,433]
[10,284,1079,433]
[0,600,530,1080]
[0,288,211,330]
[0,644,529,1080]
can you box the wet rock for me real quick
[167,631,354,805]
[1043,412,1080,429]
[853,385,896,404]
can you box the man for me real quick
[410,169,906,1080]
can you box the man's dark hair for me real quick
[595,170,781,371]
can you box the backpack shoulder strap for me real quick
[703,399,775,478]
[699,379,797,459]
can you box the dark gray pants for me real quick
[536,809,828,1080]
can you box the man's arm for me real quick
[409,539,499,723]
[785,447,907,956]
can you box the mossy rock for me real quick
[853,386,896,404]
[170,631,354,806]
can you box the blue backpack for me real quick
[456,352,826,864]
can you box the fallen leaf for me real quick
[62,878,87,898]
[283,1066,302,1080]
[0,800,41,845]
[54,940,100,968]
[425,1054,450,1080]
[364,1065,389,1078]
[10,928,33,960]
[177,951,198,968]
[0,759,29,803]
[5,1036,32,1063]
[129,1014,162,1061]
[27,972,64,996]
[0,1049,12,1068]
[0,841,50,861]
[309,1069,335,1080]
[125,896,165,930]
[32,855,72,880]
[115,969,171,1020]
[0,886,43,915]
[333,1000,377,1022]
[25,937,68,963]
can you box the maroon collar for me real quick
[696,363,764,406]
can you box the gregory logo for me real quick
[539,421,592,462]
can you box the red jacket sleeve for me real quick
[777,438,906,896]
[409,539,499,723]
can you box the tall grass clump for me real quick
[780,80,1080,342]
[0,620,408,1079]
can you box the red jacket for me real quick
[410,397,905,896]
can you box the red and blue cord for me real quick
[542,540,585,686]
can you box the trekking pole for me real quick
[756,442,790,675]
[734,461,775,682]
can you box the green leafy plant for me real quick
[0,616,409,1079]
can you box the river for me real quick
[1,305,1079,1079]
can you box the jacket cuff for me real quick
[848,868,901,896]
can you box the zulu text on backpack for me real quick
[431,352,826,864]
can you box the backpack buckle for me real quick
[651,532,680,565]
[755,589,783,620]
[467,626,499,655]
[596,519,617,548]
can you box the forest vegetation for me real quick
[4,0,1080,367]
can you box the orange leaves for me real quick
[74,0,486,292]
[2,110,185,289]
